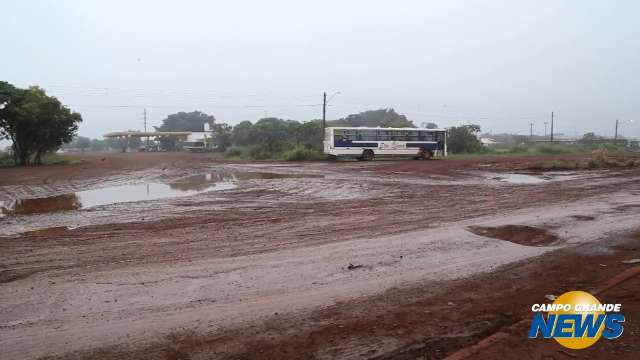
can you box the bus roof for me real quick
[326,126,447,132]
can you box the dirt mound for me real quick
[467,225,559,246]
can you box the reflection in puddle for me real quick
[2,194,81,216]
[0,171,322,217]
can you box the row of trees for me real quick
[54,109,424,156]
[120,109,483,156]
[162,109,441,156]
[0,82,82,165]
[1,79,487,165]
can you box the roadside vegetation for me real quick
[0,150,74,167]
[0,81,81,166]
[3,80,638,164]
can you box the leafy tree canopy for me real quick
[155,111,215,132]
[212,123,232,151]
[421,122,439,129]
[251,117,294,150]
[447,124,483,153]
[0,82,82,166]
[328,109,415,128]
[231,121,255,146]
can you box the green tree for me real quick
[212,123,233,151]
[251,118,291,150]
[447,124,483,153]
[0,82,82,166]
[294,120,323,150]
[421,122,439,129]
[0,81,17,105]
[156,111,215,132]
[231,120,254,146]
[329,109,415,128]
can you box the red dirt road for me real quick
[1,152,639,360]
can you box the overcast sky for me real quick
[1,0,639,141]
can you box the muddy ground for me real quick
[1,152,639,360]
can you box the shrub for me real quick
[281,145,325,161]
[247,145,272,160]
[508,146,529,154]
[224,146,243,158]
[447,125,483,153]
[600,143,623,152]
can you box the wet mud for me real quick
[1,152,640,359]
[467,225,560,246]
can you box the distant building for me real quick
[480,137,498,147]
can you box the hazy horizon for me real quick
[2,0,639,142]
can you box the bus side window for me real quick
[361,129,377,141]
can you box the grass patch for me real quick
[536,145,576,154]
[222,144,327,161]
[41,154,75,165]
[280,145,326,161]
[521,147,640,171]
[0,152,77,167]
[223,146,244,158]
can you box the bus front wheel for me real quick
[361,149,375,161]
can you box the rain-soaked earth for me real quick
[1,152,639,360]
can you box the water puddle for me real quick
[488,173,548,184]
[468,225,559,246]
[0,171,321,217]
[485,171,584,184]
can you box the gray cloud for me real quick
[1,0,638,140]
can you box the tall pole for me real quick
[321,92,327,144]
[614,119,619,141]
[550,112,554,142]
[530,122,534,138]
[544,121,548,137]
[322,92,327,130]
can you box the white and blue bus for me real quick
[323,127,447,160]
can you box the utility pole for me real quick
[530,122,534,138]
[322,92,327,130]
[321,91,340,143]
[550,112,554,143]
[614,119,619,142]
[544,121,548,137]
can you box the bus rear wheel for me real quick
[361,149,375,161]
[419,149,434,160]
